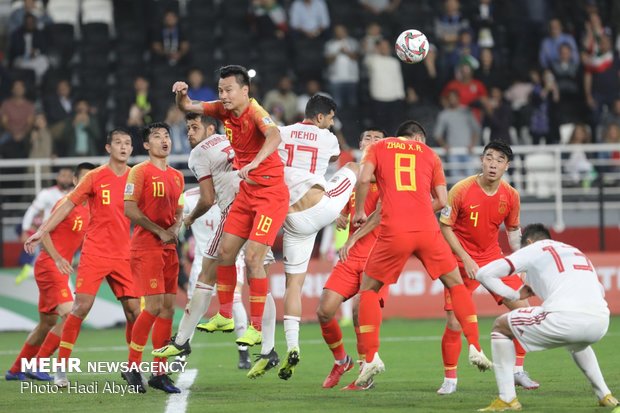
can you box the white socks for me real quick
[260,293,276,355]
[176,282,213,344]
[233,292,248,350]
[491,331,517,403]
[570,346,611,400]
[283,315,301,352]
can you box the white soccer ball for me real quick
[395,29,429,64]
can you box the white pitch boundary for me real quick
[164,369,198,413]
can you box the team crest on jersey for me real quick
[370,183,378,192]
[174,176,181,188]
[76,278,83,288]
[61,289,68,298]
[441,206,451,219]
[498,194,508,214]
[150,279,158,289]
[124,183,134,195]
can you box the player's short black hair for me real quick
[395,120,427,139]
[142,122,171,143]
[185,112,218,128]
[359,127,388,141]
[521,223,552,247]
[219,65,250,87]
[483,140,514,162]
[106,127,132,145]
[305,94,337,119]
[75,162,96,176]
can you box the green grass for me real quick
[1,317,619,413]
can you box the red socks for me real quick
[447,284,481,351]
[58,314,83,361]
[249,278,268,331]
[36,331,61,359]
[216,265,237,318]
[152,317,172,374]
[514,338,526,368]
[128,310,156,366]
[9,342,40,374]
[358,290,382,363]
[320,319,346,361]
[441,326,462,378]
[354,326,366,360]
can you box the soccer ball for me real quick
[395,29,429,64]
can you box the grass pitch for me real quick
[1,317,618,413]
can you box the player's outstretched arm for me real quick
[239,126,282,180]
[24,199,76,254]
[172,81,205,114]
[41,233,73,274]
[440,222,478,279]
[124,200,177,245]
[476,259,521,301]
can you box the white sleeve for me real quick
[476,259,521,301]
[189,151,212,182]
[21,190,51,230]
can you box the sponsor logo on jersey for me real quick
[124,183,134,195]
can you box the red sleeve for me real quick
[124,165,144,202]
[431,152,446,188]
[504,187,521,228]
[202,101,225,118]
[361,141,378,166]
[249,100,277,136]
[67,169,95,205]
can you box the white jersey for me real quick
[480,239,609,317]
[183,188,222,254]
[22,185,70,231]
[187,133,241,210]
[278,122,340,205]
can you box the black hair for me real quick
[359,127,388,140]
[521,223,552,248]
[395,120,427,139]
[75,162,96,176]
[106,127,132,145]
[185,112,218,128]
[219,65,250,87]
[483,140,514,161]
[305,94,337,119]
[142,122,171,143]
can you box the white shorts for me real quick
[204,204,231,260]
[508,306,609,352]
[283,167,356,274]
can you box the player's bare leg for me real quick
[317,289,354,388]
[503,299,539,389]
[237,240,270,347]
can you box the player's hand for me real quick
[182,215,195,228]
[172,81,189,96]
[159,229,178,245]
[352,211,367,227]
[339,239,355,262]
[54,258,73,275]
[238,162,258,181]
[24,230,44,254]
[518,285,535,300]
[336,214,349,230]
[463,256,479,279]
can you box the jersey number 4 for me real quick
[284,144,318,173]
[395,154,416,191]
[542,245,593,273]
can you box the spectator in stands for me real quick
[250,0,288,40]
[504,72,534,144]
[324,24,360,109]
[187,68,217,102]
[151,10,189,67]
[446,28,480,77]
[441,59,488,123]
[468,0,499,49]
[581,11,606,60]
[365,38,406,136]
[165,104,190,166]
[9,13,50,84]
[126,104,146,155]
[539,18,579,69]
[550,42,584,125]
[599,98,620,140]
[434,89,480,181]
[402,42,439,106]
[361,22,384,55]
[262,75,298,124]
[358,0,401,34]
[564,123,596,187]
[296,79,327,120]
[132,75,154,125]
[0,80,35,158]
[289,0,330,39]
[43,79,73,140]
[583,33,619,133]
[475,47,505,90]
[56,99,101,157]
[8,0,52,34]
[483,86,513,144]
[29,113,53,169]
[528,69,560,145]
[434,0,470,82]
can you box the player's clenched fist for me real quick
[172,81,188,95]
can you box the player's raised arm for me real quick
[238,125,281,180]
[24,198,75,254]
[173,81,206,114]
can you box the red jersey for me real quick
[202,98,284,186]
[68,165,131,259]
[124,161,184,250]
[362,137,446,232]
[345,185,381,260]
[439,175,520,263]
[37,198,89,269]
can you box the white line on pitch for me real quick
[164,369,197,413]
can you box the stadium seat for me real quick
[81,23,111,48]
[524,153,558,198]
[47,0,79,26]
[81,0,113,25]
[48,23,76,67]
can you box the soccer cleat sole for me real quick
[278,350,300,380]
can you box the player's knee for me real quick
[71,300,92,319]
[492,314,512,337]
[316,305,335,324]
[446,317,461,332]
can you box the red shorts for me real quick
[444,265,523,311]
[131,248,179,296]
[224,180,289,246]
[365,230,457,285]
[76,253,137,298]
[34,262,73,314]
[324,257,389,304]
